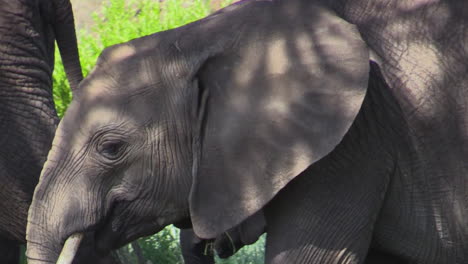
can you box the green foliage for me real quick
[50,0,265,263]
[137,225,183,263]
[19,245,26,264]
[133,225,266,264]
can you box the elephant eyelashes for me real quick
[97,140,127,161]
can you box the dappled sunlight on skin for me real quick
[50,42,194,252]
[44,1,468,263]
[76,107,119,144]
[395,43,443,118]
[333,0,461,115]
[295,33,322,74]
[385,2,451,39]
[349,2,452,123]
[185,1,370,240]
[233,38,260,88]
[79,77,114,102]
[266,38,290,75]
[107,44,137,63]
[45,0,369,246]
[30,77,193,254]
[397,0,440,11]
[322,0,468,262]
[272,246,356,264]
[28,44,193,255]
[28,0,391,262]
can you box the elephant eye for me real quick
[98,140,126,160]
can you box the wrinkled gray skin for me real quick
[180,211,266,263]
[180,209,407,264]
[26,0,468,263]
[0,0,80,262]
[0,0,118,263]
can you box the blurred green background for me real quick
[30,0,266,263]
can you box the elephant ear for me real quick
[182,2,370,238]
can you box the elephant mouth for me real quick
[91,200,177,253]
[94,222,122,253]
[93,213,164,253]
[93,203,128,253]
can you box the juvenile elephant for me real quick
[26,0,468,263]
[0,0,117,263]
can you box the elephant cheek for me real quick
[94,223,120,254]
[93,201,155,251]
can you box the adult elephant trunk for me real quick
[25,1,85,263]
[52,0,83,90]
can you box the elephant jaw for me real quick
[93,213,166,253]
[94,221,122,253]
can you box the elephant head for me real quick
[26,0,371,262]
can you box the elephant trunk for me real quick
[52,0,83,90]
[26,201,77,263]
[26,224,60,264]
[26,232,84,264]
[26,158,100,263]
[26,189,96,263]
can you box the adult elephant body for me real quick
[329,1,468,262]
[26,0,468,263]
[1,0,117,263]
[0,0,81,262]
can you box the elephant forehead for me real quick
[59,98,150,152]
[80,66,156,103]
[75,92,153,130]
[80,77,114,101]
[80,106,120,129]
[51,106,114,151]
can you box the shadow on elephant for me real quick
[25,0,468,263]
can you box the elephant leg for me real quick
[180,229,215,264]
[0,237,20,264]
[364,249,408,264]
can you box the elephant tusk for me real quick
[56,233,84,264]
